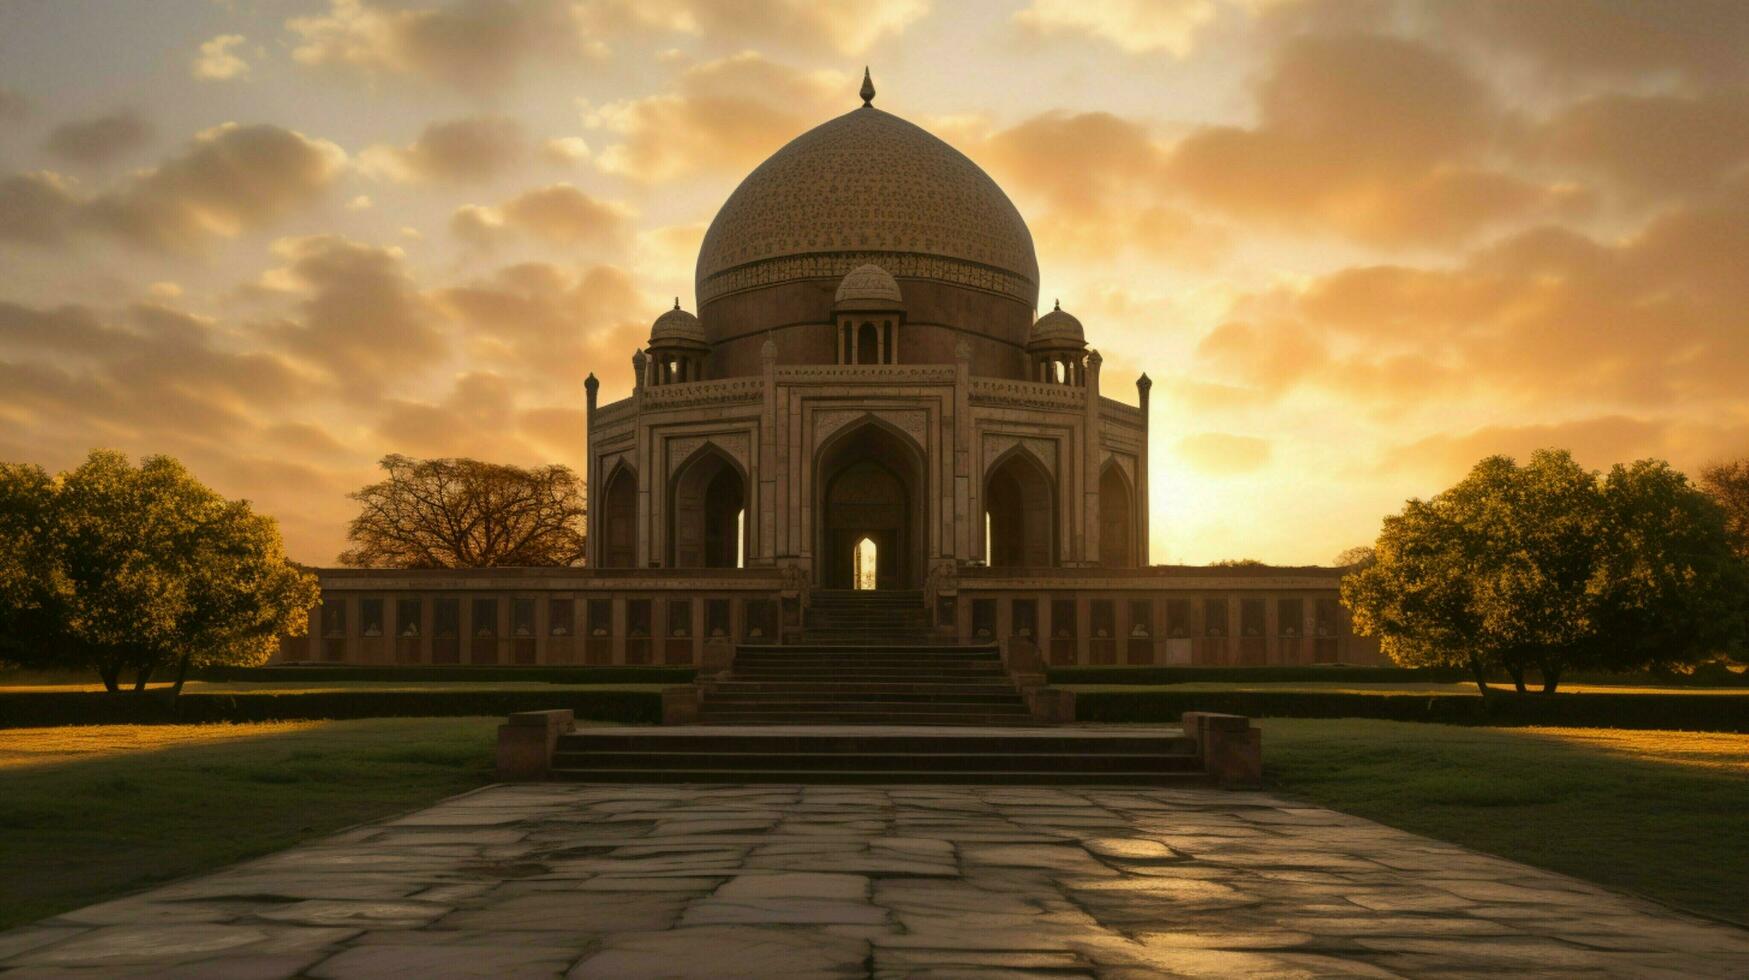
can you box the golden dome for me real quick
[649,299,704,345]
[696,104,1039,307]
[1029,300,1085,347]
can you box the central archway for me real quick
[815,419,926,589]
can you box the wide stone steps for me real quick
[550,728,1210,784]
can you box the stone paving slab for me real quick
[2,783,1746,978]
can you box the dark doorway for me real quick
[816,420,925,588]
[601,464,637,568]
[1098,462,1135,567]
[669,447,745,567]
[985,448,1055,567]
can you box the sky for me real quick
[1,0,1746,567]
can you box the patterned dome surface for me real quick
[834,263,903,307]
[649,301,704,344]
[1030,301,1085,345]
[696,106,1039,305]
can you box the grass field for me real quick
[0,718,500,930]
[0,680,667,694]
[1067,681,1749,695]
[1261,719,1749,925]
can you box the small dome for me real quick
[834,264,904,311]
[1029,300,1084,346]
[649,298,704,345]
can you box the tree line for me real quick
[1342,451,1749,694]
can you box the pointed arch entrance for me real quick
[600,462,637,568]
[985,447,1055,568]
[1098,461,1136,568]
[668,445,746,568]
[816,419,926,589]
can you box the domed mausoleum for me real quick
[290,74,1380,680]
[585,74,1148,588]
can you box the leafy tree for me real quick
[1332,546,1375,569]
[340,454,587,568]
[0,451,319,692]
[1344,449,1745,695]
[0,463,65,670]
[1590,460,1748,677]
[1208,558,1267,568]
[1698,459,1749,559]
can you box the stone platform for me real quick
[2,783,1744,977]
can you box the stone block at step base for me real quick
[663,685,702,725]
[1182,711,1263,789]
[495,709,574,780]
[1026,687,1076,724]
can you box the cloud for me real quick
[1,124,346,251]
[1533,90,1749,203]
[1435,0,1749,84]
[541,136,591,166]
[43,109,153,167]
[0,172,80,244]
[192,34,252,81]
[1198,178,1749,412]
[450,183,634,250]
[588,52,845,181]
[1013,0,1219,56]
[976,109,1227,263]
[261,235,444,388]
[593,0,930,55]
[360,115,528,183]
[434,260,647,393]
[1165,32,1575,246]
[286,0,602,90]
[1175,432,1272,475]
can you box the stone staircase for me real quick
[548,726,1211,785]
[799,588,933,644]
[697,642,1033,726]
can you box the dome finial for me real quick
[673,296,680,310]
[1054,298,1060,311]
[860,67,875,107]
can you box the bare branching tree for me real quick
[339,455,587,568]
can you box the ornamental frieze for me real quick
[641,377,766,411]
[969,378,1087,412]
[699,250,1036,306]
[777,365,956,385]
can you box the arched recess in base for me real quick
[985,446,1056,568]
[1098,461,1136,568]
[815,418,926,589]
[668,445,746,568]
[600,462,638,568]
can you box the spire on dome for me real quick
[673,297,680,310]
[860,67,875,107]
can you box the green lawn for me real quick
[0,718,500,930]
[1260,719,1749,925]
[1067,681,1749,695]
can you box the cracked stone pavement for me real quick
[1,783,1745,978]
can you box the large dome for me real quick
[695,105,1040,308]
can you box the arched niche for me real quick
[1098,461,1136,568]
[985,446,1055,568]
[668,445,746,568]
[600,462,638,569]
[815,418,926,589]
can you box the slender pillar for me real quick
[1137,373,1152,567]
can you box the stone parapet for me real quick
[495,709,575,780]
[1182,711,1263,789]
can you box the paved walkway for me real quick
[1,784,1744,978]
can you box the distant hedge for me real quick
[195,665,695,684]
[1075,690,1749,732]
[1049,665,1472,685]
[0,689,661,728]
[1050,664,1748,687]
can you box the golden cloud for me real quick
[588,53,845,182]
[450,183,636,249]
[1013,0,1219,56]
[1435,0,1749,84]
[263,235,444,388]
[287,0,600,89]
[361,115,528,183]
[192,34,251,82]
